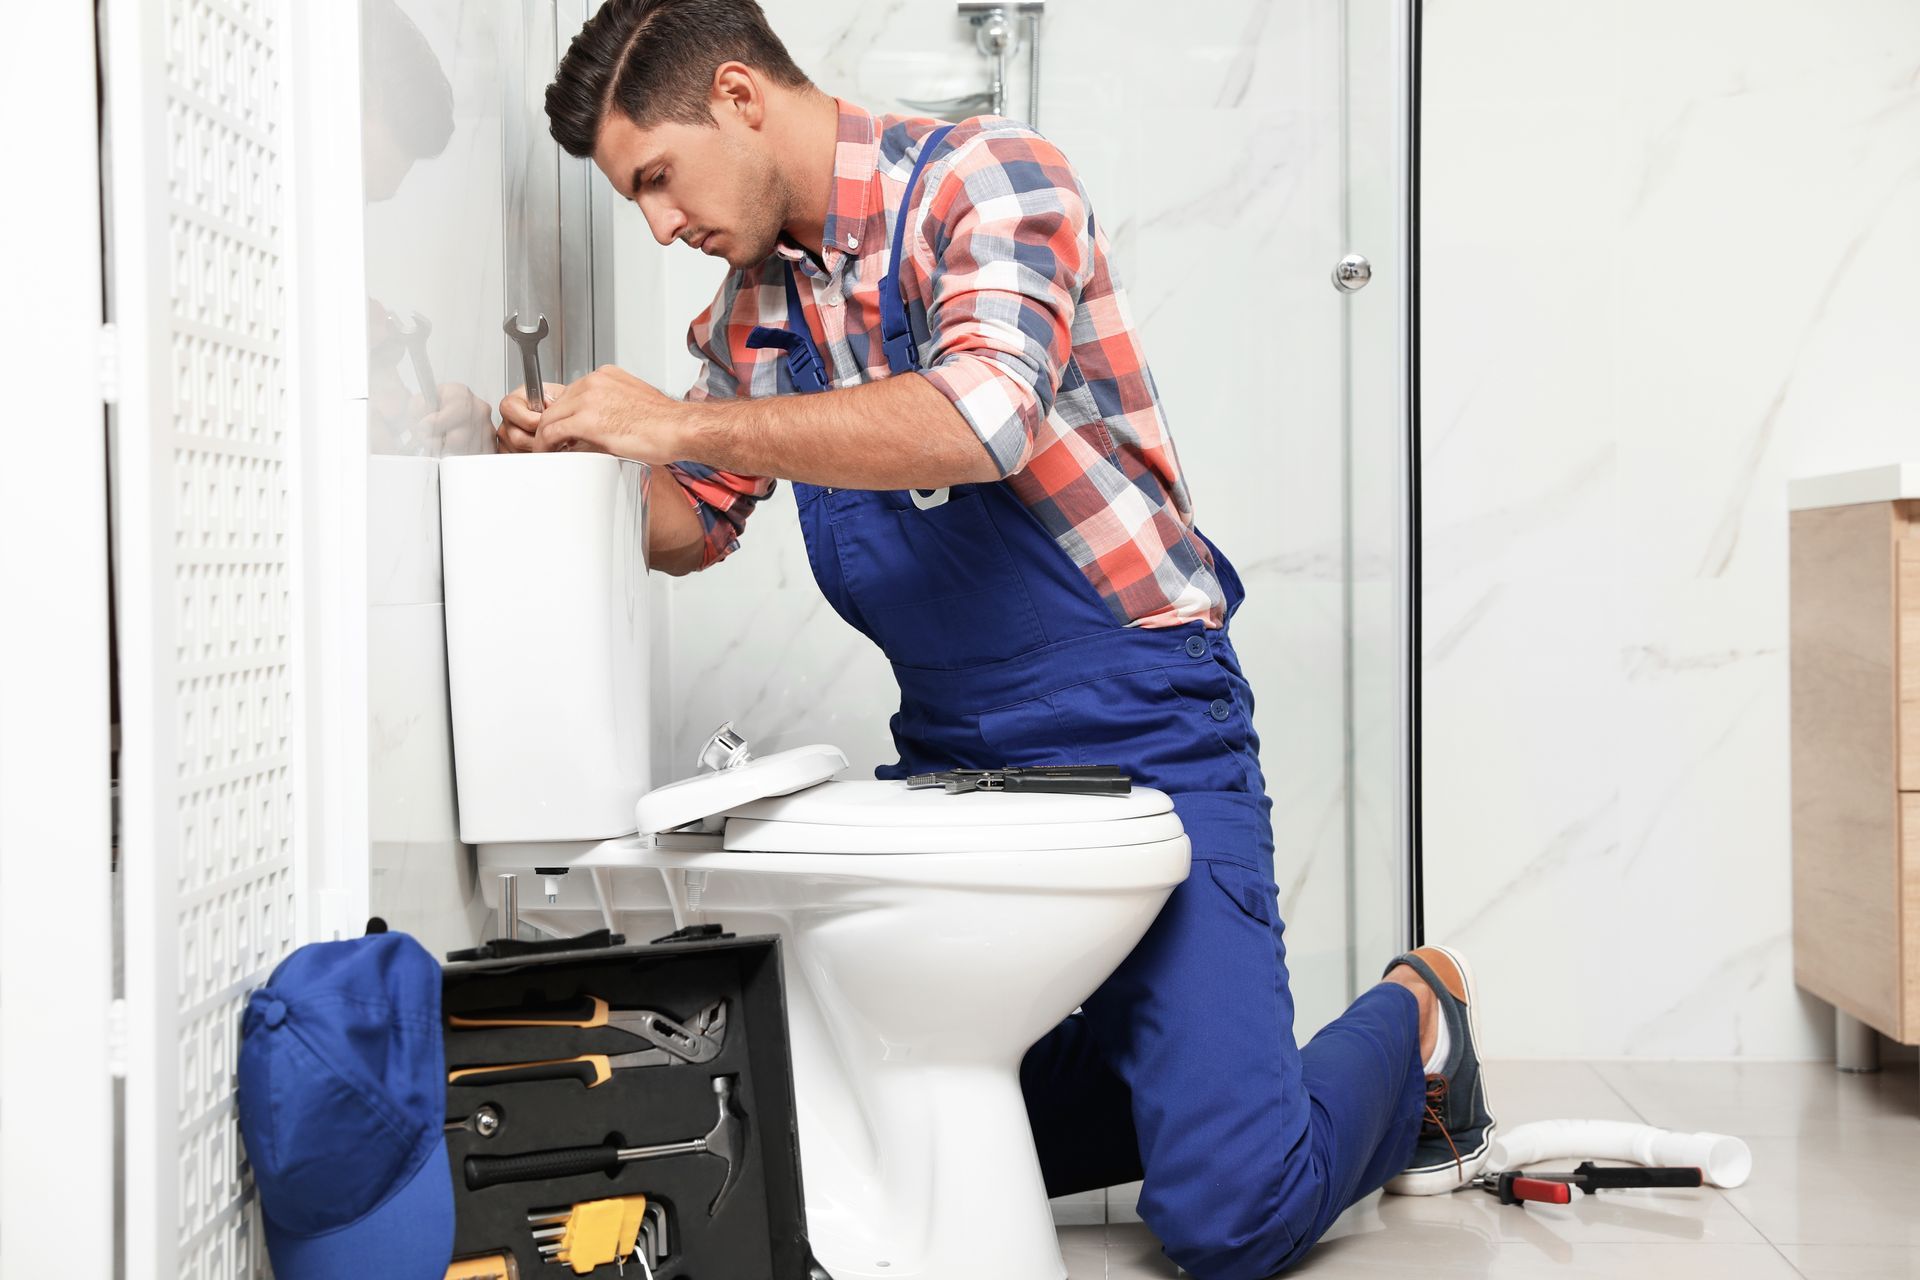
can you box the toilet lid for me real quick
[633,744,851,836]
[720,779,1184,854]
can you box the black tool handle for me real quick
[448,996,604,1029]
[464,1142,623,1191]
[1000,773,1134,795]
[447,1056,607,1089]
[1573,1162,1703,1191]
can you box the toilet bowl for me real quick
[441,456,1190,1279]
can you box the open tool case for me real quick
[442,933,813,1278]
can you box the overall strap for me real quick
[743,264,832,393]
[879,123,958,376]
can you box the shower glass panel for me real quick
[633,0,1420,1040]
[361,0,592,954]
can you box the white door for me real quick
[100,0,369,1273]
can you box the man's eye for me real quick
[651,169,668,187]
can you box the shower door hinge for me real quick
[97,322,120,405]
[107,996,129,1079]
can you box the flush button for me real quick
[1184,634,1208,658]
[1208,699,1232,722]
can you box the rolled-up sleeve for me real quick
[667,292,775,569]
[914,131,1095,479]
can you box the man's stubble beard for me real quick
[732,156,795,270]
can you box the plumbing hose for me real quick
[1488,1119,1752,1188]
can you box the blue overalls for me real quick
[745,126,1427,1278]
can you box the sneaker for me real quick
[1382,945,1496,1195]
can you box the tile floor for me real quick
[1050,1059,1920,1278]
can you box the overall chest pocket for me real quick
[825,486,1048,670]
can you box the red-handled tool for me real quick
[1471,1162,1704,1207]
[1470,1172,1573,1205]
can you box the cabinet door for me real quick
[1790,502,1902,1035]
[1895,512,1920,792]
[1902,796,1920,1041]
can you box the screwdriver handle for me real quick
[465,1142,623,1191]
[1572,1162,1704,1190]
[448,995,608,1029]
[448,1056,611,1089]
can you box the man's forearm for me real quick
[680,372,1004,490]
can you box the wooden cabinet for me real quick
[1790,492,1920,1045]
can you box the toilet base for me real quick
[806,1065,1066,1280]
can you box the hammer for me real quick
[503,312,550,411]
[463,1075,749,1217]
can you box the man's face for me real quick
[594,108,787,271]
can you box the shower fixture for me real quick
[902,1,1046,128]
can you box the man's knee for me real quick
[1146,1177,1324,1280]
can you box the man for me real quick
[497,2,1496,1274]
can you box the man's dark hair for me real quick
[546,0,813,157]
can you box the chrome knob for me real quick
[1332,254,1372,292]
[697,722,754,773]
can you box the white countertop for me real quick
[1789,464,1920,511]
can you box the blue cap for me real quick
[237,932,453,1279]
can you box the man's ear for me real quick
[712,62,764,128]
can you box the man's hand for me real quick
[495,383,568,453]
[417,384,495,455]
[532,366,690,463]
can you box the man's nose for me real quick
[639,198,685,247]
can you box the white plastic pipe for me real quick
[1488,1119,1753,1189]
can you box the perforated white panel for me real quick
[110,0,300,1275]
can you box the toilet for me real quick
[440,454,1191,1280]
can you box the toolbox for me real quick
[441,930,815,1278]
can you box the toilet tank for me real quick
[439,454,651,842]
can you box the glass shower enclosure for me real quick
[646,0,1424,1039]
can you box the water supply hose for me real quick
[1488,1119,1752,1188]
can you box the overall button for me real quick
[1208,699,1232,722]
[1184,634,1208,658]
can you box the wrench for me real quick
[393,311,440,410]
[504,312,550,411]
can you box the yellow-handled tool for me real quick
[447,996,727,1064]
[529,1195,647,1276]
[447,1048,666,1090]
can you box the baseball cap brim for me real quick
[262,1133,454,1280]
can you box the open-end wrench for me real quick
[504,312,550,410]
[394,311,439,410]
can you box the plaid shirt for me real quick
[668,99,1225,629]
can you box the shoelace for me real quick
[1421,1074,1465,1183]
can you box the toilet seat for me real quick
[723,780,1181,854]
[634,744,1179,856]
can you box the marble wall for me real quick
[616,0,1404,1038]
[1420,0,1920,1058]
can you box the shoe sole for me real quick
[1383,944,1497,1196]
